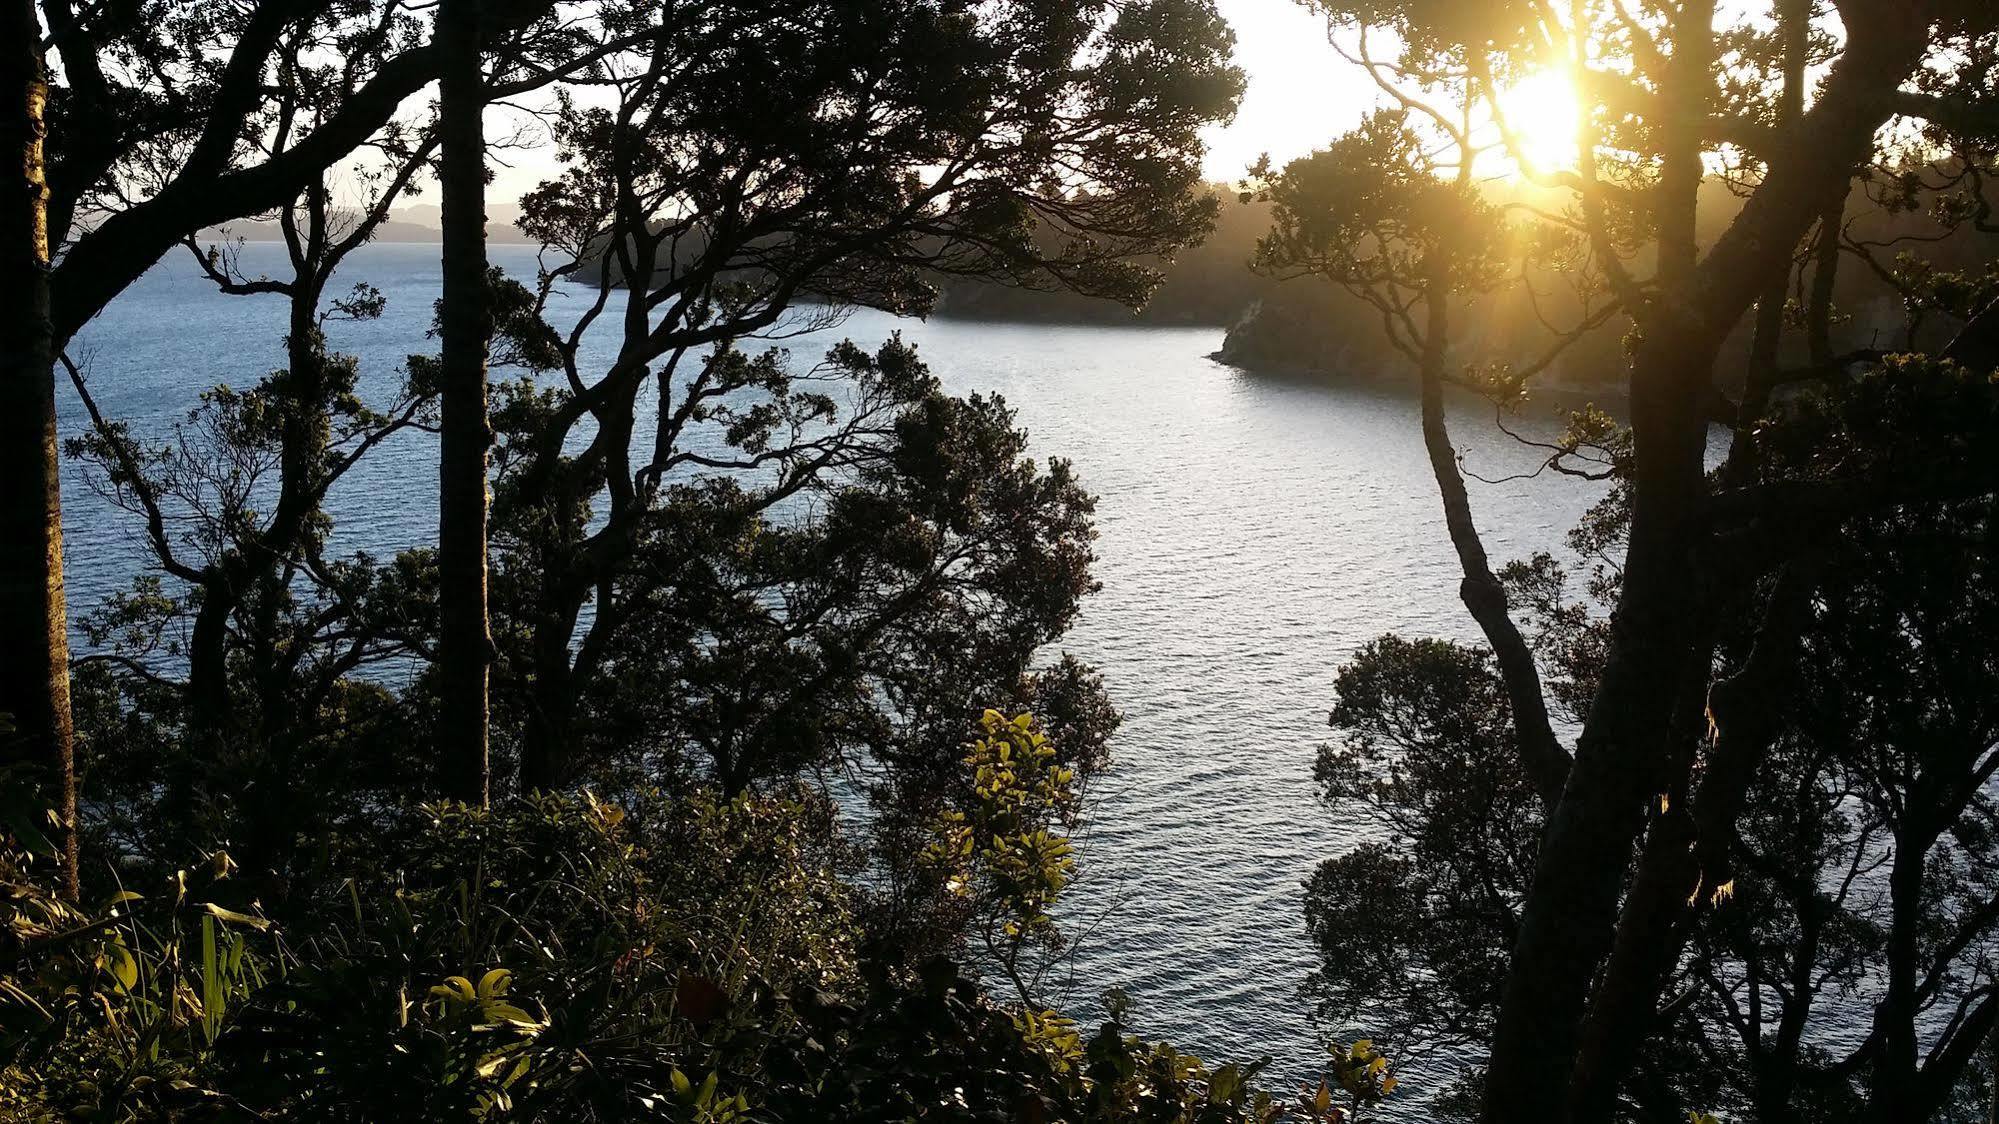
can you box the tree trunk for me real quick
[1479,328,1720,1124]
[1807,195,1845,367]
[186,569,239,745]
[1478,11,1932,1119]
[238,282,332,877]
[183,239,334,866]
[0,0,77,899]
[1481,2,1722,1109]
[1730,0,1809,487]
[1561,638,1711,1124]
[1986,1014,1998,1124]
[1870,824,1929,1123]
[1414,259,1571,805]
[517,387,643,790]
[437,0,492,804]
[519,591,583,791]
[1562,559,1816,1123]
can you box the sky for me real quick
[486,0,1376,206]
[1198,0,1380,184]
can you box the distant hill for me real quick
[274,178,1960,394]
[198,202,536,246]
[920,186,1626,386]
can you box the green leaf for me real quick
[1210,1063,1240,1102]
[481,1001,544,1029]
[201,914,224,1042]
[107,939,139,992]
[101,889,143,912]
[202,902,271,930]
[0,786,57,859]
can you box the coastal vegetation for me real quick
[4,0,1999,1121]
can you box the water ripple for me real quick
[66,242,1650,1095]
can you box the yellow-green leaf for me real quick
[107,940,139,991]
[202,902,270,930]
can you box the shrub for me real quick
[2,716,1392,1122]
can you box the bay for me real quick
[65,239,1647,1091]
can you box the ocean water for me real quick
[64,240,1635,1095]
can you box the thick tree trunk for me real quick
[1741,8,1801,423]
[519,593,583,791]
[1566,563,1816,1122]
[1479,12,1932,1120]
[1480,327,1720,1124]
[1731,0,1808,487]
[1561,640,1711,1124]
[1746,280,1786,397]
[437,0,492,804]
[1870,824,1930,1123]
[1482,3,1722,1110]
[518,389,643,790]
[186,571,239,743]
[1989,1017,1998,1124]
[0,0,77,899]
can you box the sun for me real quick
[1493,70,1582,174]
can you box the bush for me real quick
[3,717,1392,1122]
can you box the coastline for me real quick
[1207,347,1630,407]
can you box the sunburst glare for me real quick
[1494,69,1582,174]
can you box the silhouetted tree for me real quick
[1309,471,1999,1122]
[0,0,75,899]
[11,0,658,838]
[57,0,1235,935]
[437,0,494,804]
[67,157,444,879]
[1269,2,1999,1121]
[1246,109,1604,807]
[500,0,1242,791]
